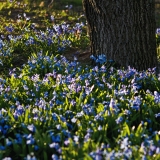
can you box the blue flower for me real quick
[0,145,5,150]
[27,124,36,132]
[5,25,14,32]
[50,15,54,21]
[64,139,70,146]
[109,98,120,114]
[52,135,61,143]
[65,5,73,9]
[49,142,60,150]
[14,133,22,144]
[98,125,103,131]
[142,155,147,160]
[52,113,58,121]
[94,113,104,121]
[120,137,130,150]
[154,91,160,104]
[90,55,96,61]
[130,96,141,111]
[1,125,10,135]
[155,113,160,118]
[156,28,160,34]
[84,132,91,142]
[6,138,12,146]
[96,54,107,64]
[73,135,79,143]
[25,153,37,160]
[115,117,123,124]
[56,124,61,130]
[71,117,77,123]
[123,109,131,115]
[52,154,59,160]
[26,134,35,145]
[156,147,160,154]
[34,145,39,151]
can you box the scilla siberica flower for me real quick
[50,15,54,21]
[130,96,141,111]
[109,98,120,114]
[27,124,35,132]
[156,28,160,34]
[52,154,59,160]
[115,116,123,124]
[154,91,160,103]
[90,54,107,64]
[26,134,35,145]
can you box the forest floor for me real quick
[0,0,92,70]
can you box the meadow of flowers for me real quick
[0,1,160,160]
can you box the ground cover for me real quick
[0,1,160,160]
[0,0,88,76]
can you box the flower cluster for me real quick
[0,51,160,159]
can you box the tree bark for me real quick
[82,0,158,71]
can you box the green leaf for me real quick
[78,91,83,106]
[84,153,93,160]
[8,108,15,122]
[123,122,130,136]
[43,151,48,160]
[135,123,143,137]
[24,107,29,124]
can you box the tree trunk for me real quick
[82,0,158,71]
